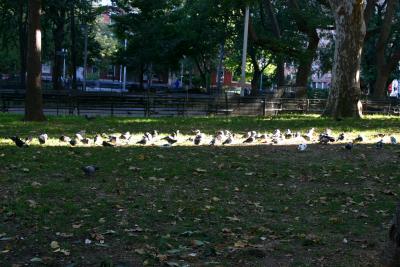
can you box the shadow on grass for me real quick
[0,143,398,266]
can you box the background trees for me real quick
[3,0,400,119]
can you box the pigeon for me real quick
[194,133,205,145]
[391,136,397,145]
[75,133,84,141]
[38,133,48,145]
[272,129,281,139]
[319,134,335,144]
[303,128,315,141]
[353,135,364,143]
[243,131,257,143]
[319,135,330,145]
[272,138,281,145]
[242,131,252,139]
[284,129,293,139]
[345,143,353,150]
[69,139,78,146]
[223,134,234,145]
[120,132,131,140]
[94,134,103,145]
[25,136,34,144]
[376,139,384,149]
[162,131,180,144]
[109,135,119,144]
[256,133,267,140]
[210,131,225,146]
[337,133,345,141]
[10,136,28,148]
[81,138,90,145]
[243,135,256,144]
[137,135,150,145]
[298,144,307,152]
[81,165,99,176]
[151,130,159,139]
[59,135,71,143]
[102,141,115,147]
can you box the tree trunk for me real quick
[249,45,261,96]
[25,0,46,121]
[373,66,390,99]
[52,18,65,91]
[323,0,365,119]
[295,32,319,98]
[381,202,400,266]
[289,0,320,98]
[276,59,285,87]
[139,64,145,90]
[18,0,27,90]
[371,0,398,99]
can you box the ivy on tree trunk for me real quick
[323,0,366,119]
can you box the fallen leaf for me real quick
[30,257,43,263]
[135,248,146,255]
[234,240,247,248]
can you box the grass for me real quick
[1,113,400,266]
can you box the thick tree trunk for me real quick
[295,32,319,98]
[323,0,366,119]
[371,0,398,99]
[25,0,46,121]
[52,19,65,91]
[18,1,27,90]
[289,0,320,98]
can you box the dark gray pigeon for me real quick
[82,165,99,176]
[10,136,28,148]
[60,135,71,143]
[345,143,353,150]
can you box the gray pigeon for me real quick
[376,139,384,149]
[391,136,397,145]
[38,133,48,145]
[82,165,99,176]
[60,135,71,143]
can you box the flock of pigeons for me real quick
[7,128,398,176]
[8,127,398,150]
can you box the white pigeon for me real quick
[298,144,308,152]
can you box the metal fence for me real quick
[0,90,399,117]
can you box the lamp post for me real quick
[240,5,250,90]
[62,48,67,80]
[83,24,88,91]
[123,39,127,91]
